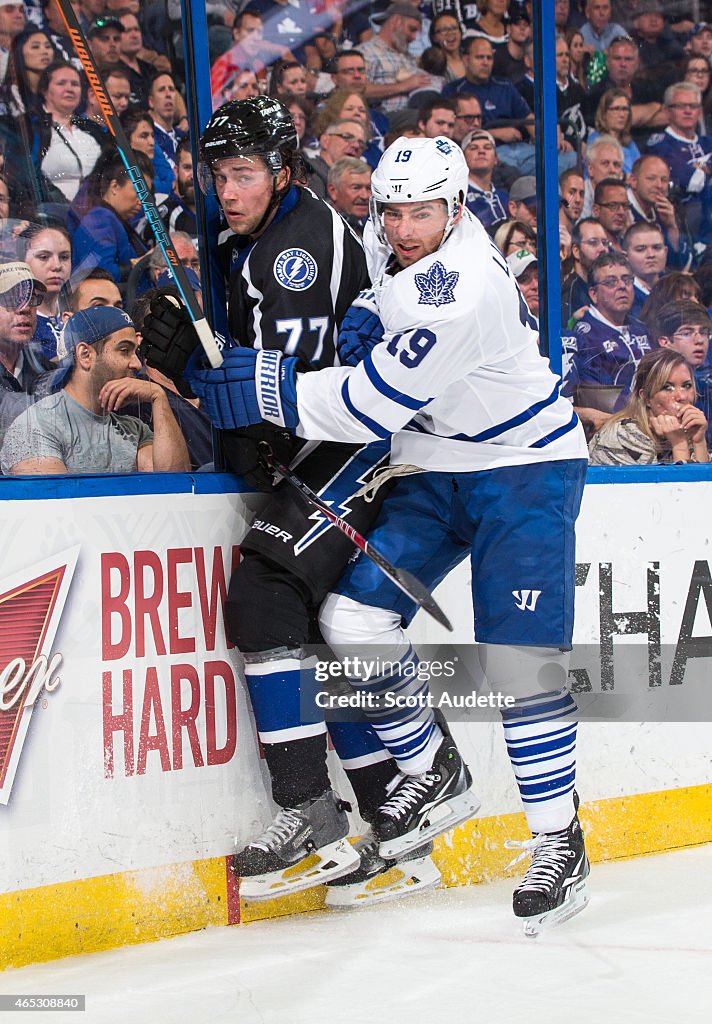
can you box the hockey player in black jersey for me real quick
[140,97,445,906]
[185,134,590,935]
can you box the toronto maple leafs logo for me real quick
[414,261,459,308]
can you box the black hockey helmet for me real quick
[198,96,298,190]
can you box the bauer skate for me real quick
[233,790,360,901]
[325,832,441,909]
[374,736,480,859]
[506,811,590,937]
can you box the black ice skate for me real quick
[325,832,441,909]
[506,811,590,937]
[233,790,360,901]
[374,736,480,859]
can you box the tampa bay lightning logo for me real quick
[273,248,318,291]
[414,260,459,308]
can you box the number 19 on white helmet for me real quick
[370,135,469,248]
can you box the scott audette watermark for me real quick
[314,690,515,710]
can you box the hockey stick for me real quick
[57,5,447,626]
[260,447,453,632]
[54,0,223,369]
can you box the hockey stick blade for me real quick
[55,0,223,370]
[367,556,452,633]
[268,453,452,632]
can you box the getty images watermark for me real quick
[313,656,515,711]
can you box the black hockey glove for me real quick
[220,424,296,492]
[140,293,201,397]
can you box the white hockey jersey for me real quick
[296,211,588,473]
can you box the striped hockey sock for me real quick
[244,650,329,806]
[501,689,578,833]
[343,643,442,775]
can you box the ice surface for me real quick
[1,845,710,1024]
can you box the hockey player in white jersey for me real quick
[189,136,591,934]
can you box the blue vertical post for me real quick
[180,0,228,338]
[532,0,563,375]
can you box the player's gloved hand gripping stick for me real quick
[54,0,223,369]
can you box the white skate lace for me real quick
[251,807,307,853]
[504,832,574,893]
[379,772,438,820]
[354,463,424,502]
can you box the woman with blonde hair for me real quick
[493,218,537,257]
[312,89,370,138]
[588,88,640,175]
[311,89,374,168]
[589,348,709,465]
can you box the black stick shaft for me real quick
[272,457,453,632]
[55,0,224,368]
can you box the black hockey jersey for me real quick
[218,185,369,371]
[216,183,368,490]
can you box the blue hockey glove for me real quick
[187,346,300,432]
[337,290,385,367]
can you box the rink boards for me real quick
[0,471,711,969]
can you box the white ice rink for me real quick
[1,845,710,1024]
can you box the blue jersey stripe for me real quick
[363,357,429,411]
[451,381,561,443]
[340,379,392,439]
[529,409,579,449]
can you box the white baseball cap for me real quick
[506,249,538,278]
[0,261,45,309]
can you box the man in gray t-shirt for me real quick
[1,305,190,475]
[1,389,154,474]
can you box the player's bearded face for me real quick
[383,200,450,268]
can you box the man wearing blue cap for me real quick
[0,305,189,475]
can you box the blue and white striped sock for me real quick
[501,689,577,833]
[244,651,326,745]
[327,719,393,771]
[345,643,442,775]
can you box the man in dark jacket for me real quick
[0,261,57,449]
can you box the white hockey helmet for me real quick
[370,135,469,247]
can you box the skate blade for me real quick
[378,788,481,859]
[239,838,360,902]
[326,856,441,910]
[522,878,591,938]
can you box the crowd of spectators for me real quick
[1,0,712,476]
